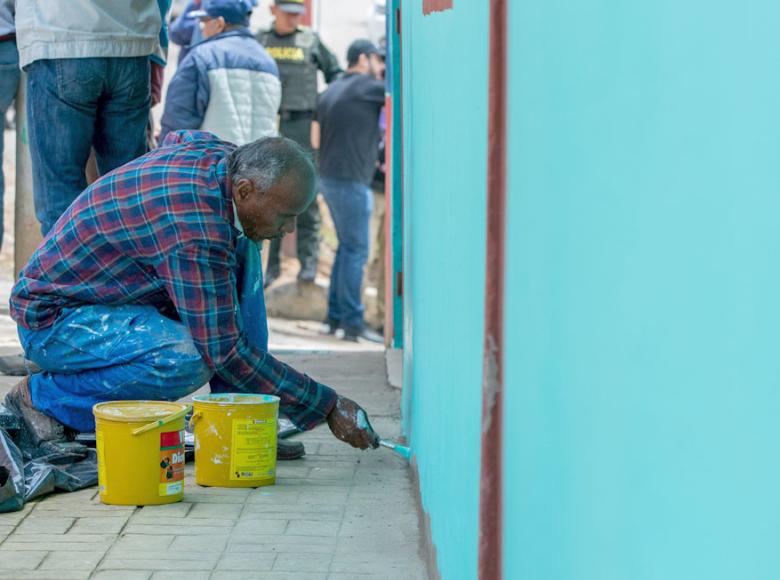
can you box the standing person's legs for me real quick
[93,57,150,175]
[320,178,372,334]
[0,39,20,251]
[26,58,104,235]
[17,304,213,433]
[278,115,321,281]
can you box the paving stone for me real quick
[212,573,326,580]
[112,534,176,551]
[70,516,129,534]
[227,533,338,550]
[274,552,332,572]
[327,575,396,580]
[0,572,91,580]
[130,502,193,520]
[187,502,244,519]
[3,539,112,553]
[169,533,230,552]
[15,516,74,534]
[214,551,275,571]
[285,519,339,537]
[231,518,289,535]
[241,507,338,522]
[0,549,48,570]
[152,572,210,580]
[124,523,234,536]
[93,572,151,580]
[0,502,34,524]
[330,553,426,576]
[99,554,218,571]
[39,549,104,570]
[4,532,117,544]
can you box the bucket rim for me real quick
[192,393,280,405]
[92,400,190,423]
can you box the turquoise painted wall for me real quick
[400,3,488,579]
[504,1,780,579]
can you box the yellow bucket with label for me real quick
[191,394,279,488]
[93,401,189,506]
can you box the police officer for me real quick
[258,0,342,287]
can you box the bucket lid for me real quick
[192,394,279,405]
[93,401,190,423]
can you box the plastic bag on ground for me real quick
[0,427,98,513]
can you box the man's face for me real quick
[200,16,226,39]
[271,6,303,34]
[369,54,386,80]
[233,172,314,242]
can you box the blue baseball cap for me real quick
[189,0,253,24]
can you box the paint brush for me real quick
[378,439,412,461]
[356,409,411,461]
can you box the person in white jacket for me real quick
[160,0,281,146]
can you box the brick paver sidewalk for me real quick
[0,352,427,580]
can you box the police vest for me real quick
[259,27,320,113]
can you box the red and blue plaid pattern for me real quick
[11,130,336,430]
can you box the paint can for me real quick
[191,394,280,488]
[93,401,189,506]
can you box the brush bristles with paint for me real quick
[379,439,412,461]
[357,409,411,461]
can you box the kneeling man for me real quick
[5,130,378,451]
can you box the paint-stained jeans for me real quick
[320,177,373,333]
[25,57,150,235]
[0,39,20,251]
[18,238,267,432]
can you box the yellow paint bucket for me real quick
[93,401,189,506]
[191,394,280,488]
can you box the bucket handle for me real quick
[132,405,192,436]
[187,411,203,431]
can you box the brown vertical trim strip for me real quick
[301,0,313,26]
[479,0,507,578]
[422,0,453,15]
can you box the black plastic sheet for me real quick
[0,427,97,513]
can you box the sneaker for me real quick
[343,326,384,344]
[4,377,72,445]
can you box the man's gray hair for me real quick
[227,136,315,192]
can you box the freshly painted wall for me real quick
[503,1,780,579]
[400,2,488,579]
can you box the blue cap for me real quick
[189,0,253,25]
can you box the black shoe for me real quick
[343,326,384,344]
[4,377,73,445]
[298,264,318,282]
[277,439,305,460]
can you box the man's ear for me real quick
[216,16,227,32]
[235,178,256,202]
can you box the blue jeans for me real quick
[320,178,373,333]
[0,39,20,251]
[25,57,150,235]
[18,238,267,432]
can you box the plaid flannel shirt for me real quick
[10,130,337,430]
